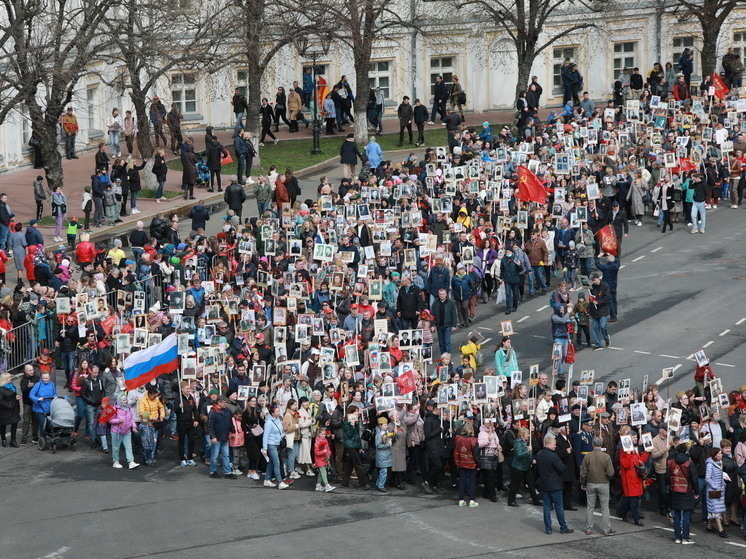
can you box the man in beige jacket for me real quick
[580,437,615,536]
[650,423,669,516]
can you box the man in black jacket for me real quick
[223,176,247,219]
[56,318,79,388]
[395,276,423,329]
[208,396,236,478]
[149,213,169,242]
[175,381,200,466]
[397,96,414,146]
[589,273,610,350]
[413,99,428,146]
[422,400,445,494]
[81,367,105,445]
[231,88,249,133]
[187,202,210,233]
[429,75,448,124]
[536,435,574,534]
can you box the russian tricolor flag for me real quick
[124,333,179,391]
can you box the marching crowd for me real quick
[0,59,745,545]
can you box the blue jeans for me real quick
[284,440,297,474]
[236,154,246,183]
[109,130,121,155]
[265,444,283,482]
[85,404,97,440]
[672,509,691,540]
[130,191,138,210]
[0,224,9,253]
[235,112,245,133]
[377,466,388,490]
[458,467,477,500]
[504,281,520,310]
[552,337,568,376]
[132,247,144,264]
[257,201,269,215]
[542,490,569,533]
[609,289,617,320]
[210,440,232,474]
[61,351,75,384]
[590,316,608,348]
[530,266,547,294]
[65,134,76,158]
[35,411,48,440]
[691,201,706,231]
[75,396,87,433]
[436,326,452,354]
[155,181,165,199]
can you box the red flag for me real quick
[396,370,416,395]
[676,157,697,172]
[711,71,729,100]
[516,166,549,204]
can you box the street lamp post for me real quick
[295,36,330,156]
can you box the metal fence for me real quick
[3,315,56,373]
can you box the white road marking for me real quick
[632,256,645,262]
[608,346,624,351]
[594,512,623,521]
[672,364,682,373]
[619,265,626,269]
[685,354,694,360]
[654,526,697,536]
[702,340,714,348]
[517,316,529,323]
[532,335,546,339]
[715,362,736,368]
[37,548,70,559]
[719,329,730,336]
[737,318,746,325]
[477,327,493,331]
[537,305,548,312]
[725,542,746,548]
[660,354,679,359]
[651,247,663,253]
[633,350,651,355]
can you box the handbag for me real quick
[220,150,233,166]
[250,425,263,437]
[565,342,576,364]
[635,462,648,479]
[653,205,660,217]
[708,489,722,499]
[279,436,287,450]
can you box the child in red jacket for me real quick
[313,428,335,492]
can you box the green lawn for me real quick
[139,188,182,199]
[166,126,477,176]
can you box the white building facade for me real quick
[1,2,745,174]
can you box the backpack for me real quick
[474,350,484,367]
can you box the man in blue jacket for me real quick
[426,256,450,307]
[594,255,620,322]
[208,396,237,479]
[500,246,522,315]
[29,372,57,441]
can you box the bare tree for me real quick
[231,0,326,164]
[332,0,418,145]
[670,0,743,76]
[452,0,597,103]
[0,0,115,188]
[101,0,227,183]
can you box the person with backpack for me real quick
[667,443,699,544]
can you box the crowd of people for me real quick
[0,58,745,545]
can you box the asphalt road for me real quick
[4,160,746,559]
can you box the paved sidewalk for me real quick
[1,108,551,248]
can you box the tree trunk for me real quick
[29,102,65,190]
[516,55,534,104]
[246,68,262,169]
[701,26,719,78]
[353,52,372,147]
[131,94,158,189]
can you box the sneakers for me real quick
[458,500,467,507]
[131,208,140,214]
[263,480,276,488]
[315,484,325,492]
[731,204,738,208]
[128,462,139,470]
[186,460,197,466]
[225,473,238,479]
[180,460,188,467]
[289,471,301,479]
[469,500,479,508]
[248,472,260,479]
[273,138,279,145]
[422,481,433,494]
[675,539,682,544]
[232,469,242,475]
[681,539,694,545]
[324,484,335,492]
[113,462,123,469]
[258,142,265,147]
[278,482,290,489]
[636,220,642,226]
[306,470,315,476]
[700,229,705,234]
[427,121,435,125]
[691,229,698,234]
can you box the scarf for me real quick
[3,382,16,393]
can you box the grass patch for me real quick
[138,188,182,199]
[37,216,70,227]
[165,125,482,176]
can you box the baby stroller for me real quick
[195,156,210,189]
[39,397,76,453]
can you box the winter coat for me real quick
[208,407,234,442]
[365,141,383,169]
[181,145,200,185]
[314,436,332,468]
[108,403,137,435]
[512,438,532,472]
[426,266,451,296]
[0,384,21,425]
[397,103,414,126]
[451,272,473,301]
[705,457,726,514]
[223,182,246,211]
[500,256,521,284]
[152,154,168,183]
[477,425,501,470]
[375,426,393,468]
[536,447,566,491]
[494,347,518,377]
[29,379,57,414]
[423,411,443,457]
[403,411,424,446]
[205,140,228,171]
[188,205,210,232]
[339,139,362,165]
[619,449,649,497]
[396,284,423,319]
[589,281,610,318]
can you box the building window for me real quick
[613,42,637,78]
[236,70,248,97]
[20,104,30,145]
[368,60,391,99]
[553,47,578,92]
[733,31,746,58]
[430,57,455,96]
[171,72,197,114]
[302,63,328,77]
[673,36,697,75]
[87,87,99,130]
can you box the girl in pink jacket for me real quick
[108,396,139,470]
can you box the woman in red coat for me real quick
[617,431,650,526]
[23,245,37,283]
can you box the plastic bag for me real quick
[595,224,618,256]
[496,283,506,305]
